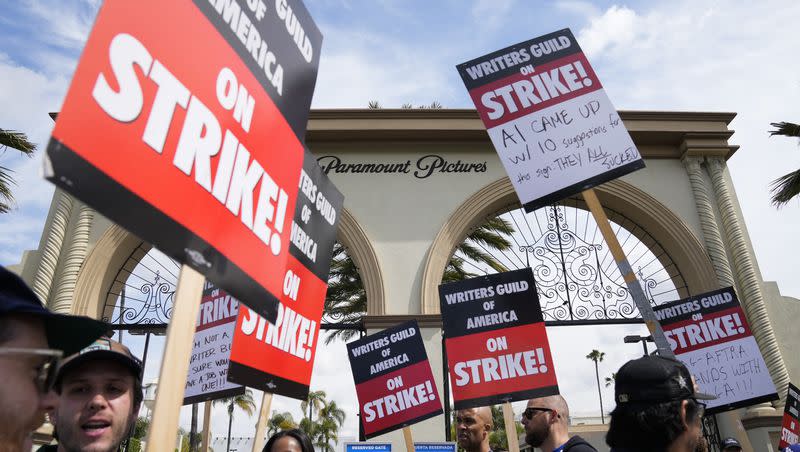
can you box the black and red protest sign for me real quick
[456,28,644,211]
[779,383,800,449]
[347,321,443,439]
[228,149,343,399]
[45,0,322,322]
[439,268,558,409]
[654,287,778,413]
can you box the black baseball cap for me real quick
[55,337,143,384]
[720,437,742,450]
[615,355,716,404]
[0,265,109,355]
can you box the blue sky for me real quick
[2,0,800,443]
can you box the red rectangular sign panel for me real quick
[347,321,443,439]
[439,268,559,409]
[46,0,322,322]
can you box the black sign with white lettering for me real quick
[290,149,344,280]
[439,268,543,338]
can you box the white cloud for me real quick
[471,0,517,32]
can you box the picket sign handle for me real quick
[252,392,274,452]
[502,402,520,452]
[145,265,206,452]
[201,401,213,452]
[402,426,415,452]
[581,189,675,358]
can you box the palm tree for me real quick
[768,121,800,207]
[316,401,346,451]
[0,128,36,213]
[267,411,298,436]
[604,372,616,388]
[323,217,515,342]
[586,349,606,424]
[300,390,327,425]
[214,389,256,452]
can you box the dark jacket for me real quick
[560,435,598,452]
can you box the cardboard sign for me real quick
[439,268,558,409]
[183,282,244,405]
[45,0,322,322]
[414,444,456,452]
[227,149,343,399]
[654,287,778,413]
[456,28,644,211]
[348,321,443,439]
[779,383,800,449]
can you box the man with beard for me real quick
[606,355,715,452]
[0,266,107,451]
[455,407,493,452]
[520,395,596,452]
[41,338,143,452]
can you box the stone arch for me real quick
[73,207,385,318]
[420,177,718,314]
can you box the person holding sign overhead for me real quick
[455,407,493,452]
[520,395,596,452]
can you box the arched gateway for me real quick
[12,109,799,450]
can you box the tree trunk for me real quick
[594,361,604,424]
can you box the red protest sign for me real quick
[45,0,322,322]
[439,268,558,409]
[227,150,344,399]
[779,383,800,449]
[654,287,778,413]
[347,321,443,439]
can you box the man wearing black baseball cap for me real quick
[720,437,742,452]
[44,337,144,452]
[606,355,716,452]
[0,265,108,451]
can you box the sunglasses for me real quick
[693,399,707,418]
[522,407,554,420]
[0,347,63,393]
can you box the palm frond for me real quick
[0,129,37,155]
[770,169,800,207]
[769,122,800,138]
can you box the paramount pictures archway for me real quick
[15,109,796,451]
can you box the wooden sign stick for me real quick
[402,426,415,452]
[581,189,675,358]
[252,392,274,452]
[502,402,520,452]
[201,401,213,452]
[145,265,206,452]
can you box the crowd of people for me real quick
[0,264,767,451]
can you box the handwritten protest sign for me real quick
[228,149,343,399]
[779,383,800,449]
[44,0,322,322]
[348,320,443,439]
[654,287,778,413]
[439,268,558,409]
[456,28,644,212]
[183,282,243,405]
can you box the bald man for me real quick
[456,407,493,452]
[521,395,596,452]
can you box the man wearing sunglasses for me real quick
[606,355,715,452]
[0,266,108,451]
[43,338,143,452]
[520,395,597,452]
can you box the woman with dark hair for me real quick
[263,429,315,452]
